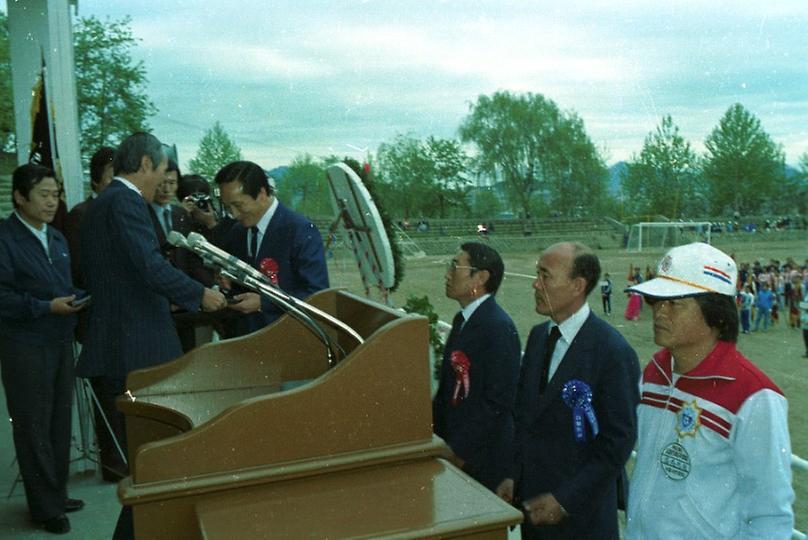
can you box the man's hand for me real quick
[216,273,232,292]
[50,295,82,315]
[523,493,567,526]
[201,288,227,312]
[228,292,261,313]
[495,478,515,504]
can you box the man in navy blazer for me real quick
[77,133,226,485]
[214,161,329,337]
[432,242,520,491]
[497,242,639,539]
[64,146,115,290]
[0,164,88,534]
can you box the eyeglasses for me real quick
[447,260,478,272]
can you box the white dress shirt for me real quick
[547,302,591,381]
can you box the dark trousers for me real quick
[601,294,611,314]
[0,339,73,522]
[89,376,129,481]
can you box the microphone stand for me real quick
[170,232,363,367]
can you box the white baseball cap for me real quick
[627,242,737,298]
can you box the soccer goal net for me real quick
[626,222,712,252]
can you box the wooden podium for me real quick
[117,289,522,539]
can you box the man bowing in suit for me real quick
[214,161,329,337]
[433,243,521,491]
[497,242,640,539]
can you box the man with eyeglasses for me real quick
[147,155,215,352]
[624,242,793,539]
[497,242,639,539]
[432,242,521,492]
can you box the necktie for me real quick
[539,325,562,394]
[249,226,259,260]
[446,311,465,350]
[163,208,171,235]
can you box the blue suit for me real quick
[513,313,639,539]
[432,296,521,491]
[76,180,204,379]
[0,215,80,522]
[220,202,329,337]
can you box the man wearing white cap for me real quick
[624,242,794,539]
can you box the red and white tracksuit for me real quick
[626,341,794,539]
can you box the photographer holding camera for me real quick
[178,174,236,247]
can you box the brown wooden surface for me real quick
[194,459,520,539]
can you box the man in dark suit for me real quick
[497,242,640,539]
[148,157,215,352]
[432,242,520,491]
[76,133,227,487]
[214,160,329,337]
[0,164,88,534]
[64,147,114,347]
[64,146,115,289]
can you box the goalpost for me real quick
[626,222,712,252]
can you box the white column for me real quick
[7,0,83,208]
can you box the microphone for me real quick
[185,232,270,285]
[166,231,190,249]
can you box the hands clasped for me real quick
[522,492,567,525]
[201,288,227,312]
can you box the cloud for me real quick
[72,0,808,166]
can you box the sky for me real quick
[66,0,808,171]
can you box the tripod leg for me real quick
[83,379,128,467]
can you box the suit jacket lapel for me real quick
[535,312,596,417]
[147,205,168,246]
[257,203,282,260]
[444,296,495,361]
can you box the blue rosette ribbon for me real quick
[561,379,599,442]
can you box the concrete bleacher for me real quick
[0,174,11,219]
[314,217,626,256]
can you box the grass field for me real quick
[326,237,808,532]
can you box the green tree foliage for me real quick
[622,115,705,219]
[74,16,157,165]
[545,113,610,217]
[702,103,785,215]
[793,151,808,214]
[276,153,331,216]
[188,122,243,180]
[470,187,502,219]
[0,13,13,152]
[376,134,470,218]
[459,91,608,220]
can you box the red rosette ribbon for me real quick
[259,257,279,286]
[450,350,471,406]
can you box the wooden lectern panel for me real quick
[194,459,520,539]
[118,289,522,538]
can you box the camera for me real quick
[188,192,212,211]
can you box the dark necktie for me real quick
[163,208,172,235]
[539,325,562,394]
[249,226,259,261]
[446,311,465,350]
